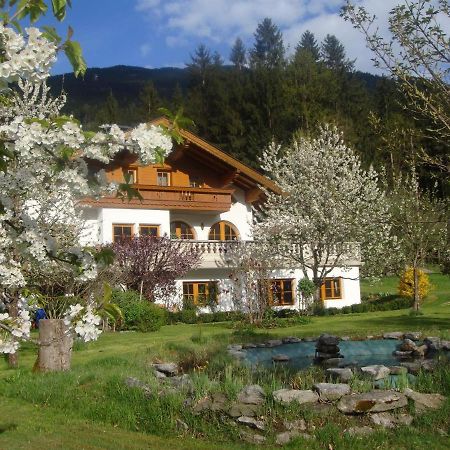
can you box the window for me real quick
[268,279,295,305]
[171,221,195,239]
[124,168,137,184]
[208,221,239,241]
[113,224,133,242]
[183,281,218,306]
[139,225,159,237]
[321,277,343,300]
[157,170,170,186]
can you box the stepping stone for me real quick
[237,385,266,405]
[337,390,407,414]
[266,339,283,347]
[272,354,290,362]
[360,365,391,380]
[242,343,257,349]
[282,337,302,344]
[404,388,446,413]
[313,383,351,401]
[236,416,265,431]
[282,419,306,432]
[152,362,178,376]
[383,332,404,340]
[273,389,319,405]
[326,368,353,382]
[227,344,243,351]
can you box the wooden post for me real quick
[37,319,73,372]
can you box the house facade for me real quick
[81,118,361,311]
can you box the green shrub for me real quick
[111,289,166,332]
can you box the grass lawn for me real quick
[0,274,449,449]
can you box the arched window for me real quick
[208,221,239,241]
[170,221,195,240]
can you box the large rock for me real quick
[124,377,152,396]
[323,358,345,368]
[404,331,422,341]
[388,366,408,375]
[404,388,446,413]
[370,412,413,428]
[237,385,266,405]
[400,339,418,352]
[236,416,265,431]
[273,389,319,405]
[326,368,353,383]
[152,362,178,376]
[240,431,266,444]
[318,334,340,346]
[192,393,228,414]
[282,336,302,344]
[441,340,450,351]
[229,403,261,418]
[313,383,351,401]
[337,390,407,414]
[383,332,404,340]
[360,365,391,380]
[316,344,340,354]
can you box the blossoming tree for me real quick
[254,125,391,306]
[0,3,174,369]
[111,236,202,308]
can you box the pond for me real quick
[244,339,412,370]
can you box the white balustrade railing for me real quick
[177,240,361,260]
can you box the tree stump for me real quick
[37,319,73,372]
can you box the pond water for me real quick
[244,339,407,370]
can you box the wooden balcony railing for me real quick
[83,185,233,212]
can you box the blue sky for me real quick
[31,0,401,75]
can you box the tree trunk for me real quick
[36,319,73,372]
[7,296,19,368]
[413,264,420,311]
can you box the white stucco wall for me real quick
[156,266,361,313]
[97,208,171,243]
[170,187,253,240]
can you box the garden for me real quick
[0,273,449,449]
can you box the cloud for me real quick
[135,0,402,73]
[140,43,151,57]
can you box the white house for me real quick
[81,118,361,311]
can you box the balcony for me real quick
[180,240,361,269]
[84,185,233,212]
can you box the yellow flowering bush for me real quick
[398,267,431,300]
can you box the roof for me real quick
[150,117,281,195]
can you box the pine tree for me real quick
[295,30,320,62]
[321,34,355,71]
[187,43,212,86]
[138,81,161,120]
[230,37,247,70]
[249,18,285,69]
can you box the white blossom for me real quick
[0,22,173,354]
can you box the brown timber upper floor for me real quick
[83,184,233,211]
